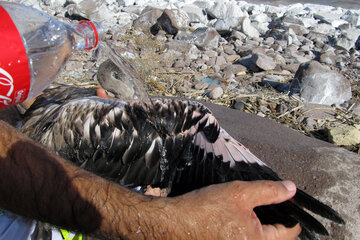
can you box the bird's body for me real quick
[21,85,344,240]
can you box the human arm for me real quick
[0,120,301,239]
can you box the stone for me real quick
[251,53,276,71]
[264,37,275,45]
[341,10,360,27]
[181,4,207,24]
[223,45,236,55]
[118,0,135,7]
[213,18,242,33]
[294,61,352,106]
[173,60,186,69]
[208,86,224,99]
[194,81,208,90]
[301,117,318,131]
[327,125,360,146]
[312,23,336,35]
[335,36,356,51]
[233,98,246,111]
[133,7,163,29]
[179,27,220,50]
[287,24,309,36]
[164,40,191,53]
[203,102,360,240]
[207,0,246,19]
[206,0,227,19]
[231,30,247,41]
[208,83,219,91]
[212,65,221,73]
[223,64,247,77]
[215,55,227,66]
[225,54,240,63]
[241,17,260,39]
[319,52,337,65]
[162,9,190,30]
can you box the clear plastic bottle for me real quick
[0,1,102,108]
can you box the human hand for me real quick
[165,180,301,240]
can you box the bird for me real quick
[21,84,344,240]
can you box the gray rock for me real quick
[252,22,269,35]
[207,0,246,19]
[162,8,190,30]
[212,65,221,73]
[223,45,236,55]
[341,10,360,27]
[204,102,360,240]
[223,64,247,77]
[215,55,227,66]
[294,61,352,106]
[118,0,135,7]
[164,40,191,53]
[311,23,336,35]
[181,4,207,24]
[231,30,247,41]
[319,52,337,65]
[241,17,260,39]
[264,37,275,45]
[173,60,186,69]
[251,53,276,71]
[179,27,220,50]
[287,24,309,36]
[238,56,261,72]
[282,63,300,73]
[133,7,163,29]
[301,117,317,131]
[233,98,246,111]
[225,54,240,63]
[207,83,219,91]
[66,0,122,24]
[274,54,286,65]
[208,86,224,99]
[335,37,355,52]
[213,18,242,32]
[206,0,227,19]
[194,81,208,90]
[352,101,360,115]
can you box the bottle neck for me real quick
[69,21,103,51]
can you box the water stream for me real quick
[99,41,149,101]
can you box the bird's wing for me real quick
[169,127,344,240]
[21,94,219,189]
[21,87,344,240]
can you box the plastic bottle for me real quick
[0,1,102,109]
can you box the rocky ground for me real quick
[13,0,360,153]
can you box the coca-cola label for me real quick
[0,6,30,109]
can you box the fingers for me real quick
[263,223,302,240]
[243,180,297,208]
[96,88,110,99]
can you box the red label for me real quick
[0,6,30,109]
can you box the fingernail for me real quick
[281,181,296,192]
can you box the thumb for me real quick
[245,180,297,208]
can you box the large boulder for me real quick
[293,61,352,106]
[202,101,360,240]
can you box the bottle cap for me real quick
[79,20,99,50]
